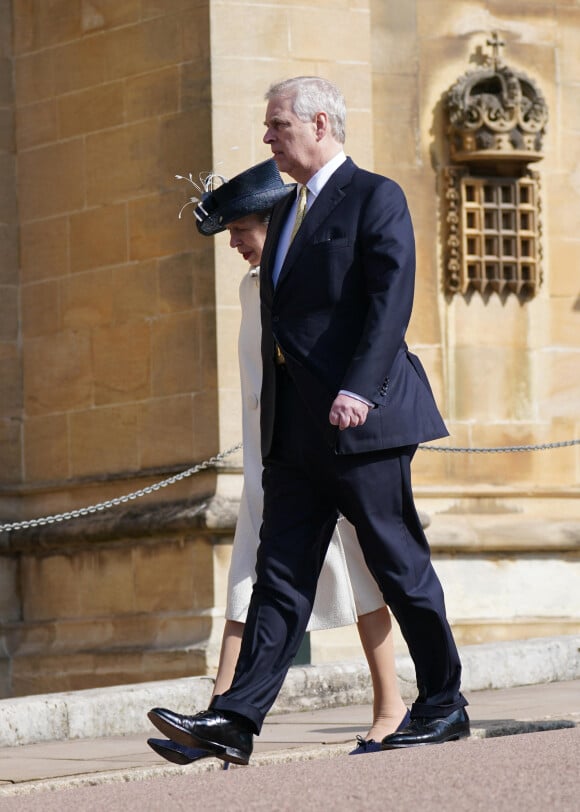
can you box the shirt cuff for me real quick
[338,389,375,408]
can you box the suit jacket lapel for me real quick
[275,158,357,290]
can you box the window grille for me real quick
[445,168,542,297]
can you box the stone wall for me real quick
[0,2,20,491]
[7,0,218,523]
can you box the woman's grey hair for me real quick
[265,77,346,144]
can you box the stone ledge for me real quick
[427,515,580,553]
[1,495,239,552]
[0,635,578,748]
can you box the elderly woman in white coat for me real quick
[148,161,409,765]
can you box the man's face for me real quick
[227,214,268,267]
[263,95,318,184]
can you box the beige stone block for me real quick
[139,394,195,469]
[150,312,202,397]
[18,140,85,222]
[20,216,69,283]
[133,538,198,614]
[553,6,580,85]
[0,153,17,224]
[13,0,82,53]
[560,85,580,134]
[192,389,220,461]
[86,120,159,205]
[408,263,442,347]
[0,107,14,152]
[371,0,417,75]
[23,330,93,416]
[69,404,139,477]
[14,49,54,104]
[0,418,21,484]
[129,191,192,261]
[292,8,370,62]
[0,56,13,105]
[211,103,261,173]
[190,246,216,311]
[537,348,580,420]
[102,15,183,81]
[0,343,22,416]
[179,60,212,112]
[451,346,535,423]
[0,286,18,342]
[21,280,60,338]
[80,0,141,33]
[142,0,209,17]
[450,294,533,350]
[52,35,105,95]
[0,225,18,285]
[61,268,113,329]
[159,112,212,192]
[414,421,473,486]
[20,553,81,622]
[158,252,194,313]
[212,5,290,61]
[78,547,136,616]
[0,557,19,622]
[126,67,179,121]
[112,260,159,323]
[58,81,125,138]
[215,242,245,308]
[546,238,580,297]
[70,203,128,273]
[549,296,580,346]
[372,75,418,173]
[93,321,151,405]
[544,172,580,238]
[23,413,69,483]
[15,100,58,150]
[216,305,241,392]
[181,7,210,63]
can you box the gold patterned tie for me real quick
[289,184,308,243]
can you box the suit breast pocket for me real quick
[312,233,350,249]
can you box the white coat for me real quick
[225,269,385,631]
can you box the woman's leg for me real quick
[211,619,245,697]
[357,606,407,740]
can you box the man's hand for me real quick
[329,393,370,430]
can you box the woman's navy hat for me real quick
[176,159,294,236]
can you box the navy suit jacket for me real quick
[259,157,448,458]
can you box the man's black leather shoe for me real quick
[148,707,253,765]
[147,737,212,766]
[381,707,470,749]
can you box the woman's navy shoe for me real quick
[348,709,411,755]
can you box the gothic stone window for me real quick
[445,168,541,296]
[443,34,547,298]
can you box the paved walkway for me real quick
[1,680,578,810]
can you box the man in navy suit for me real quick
[149,76,469,763]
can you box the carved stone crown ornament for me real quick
[446,32,548,166]
[442,34,547,298]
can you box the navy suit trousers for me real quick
[212,367,466,733]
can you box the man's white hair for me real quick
[265,76,346,144]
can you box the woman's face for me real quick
[227,214,268,267]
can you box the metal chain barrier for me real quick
[1,437,578,533]
[419,438,580,453]
[0,443,242,533]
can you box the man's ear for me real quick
[314,111,329,140]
